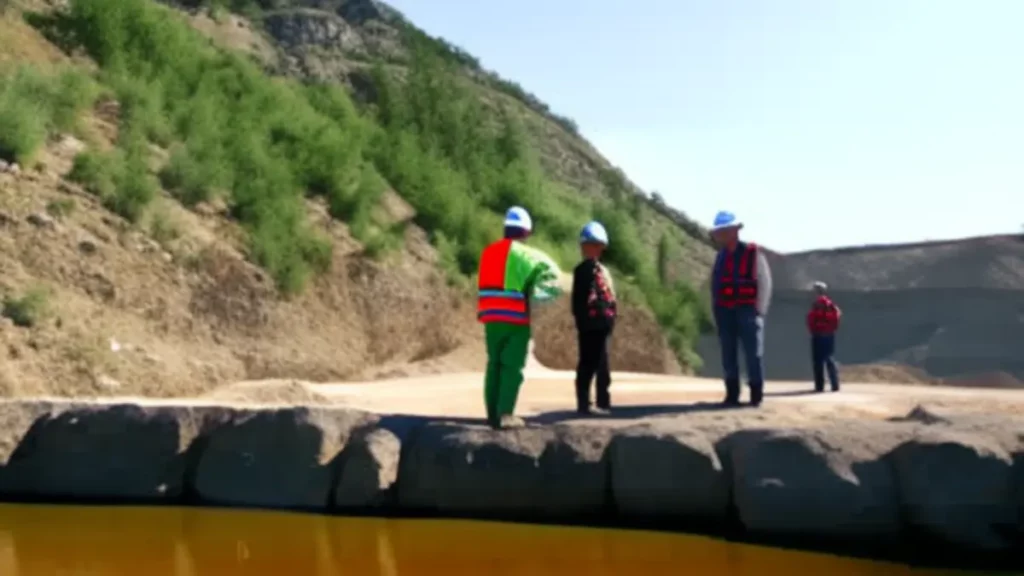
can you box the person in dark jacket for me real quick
[571,221,616,415]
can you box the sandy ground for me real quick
[309,364,1024,422]
[29,349,1023,429]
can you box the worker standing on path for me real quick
[477,206,565,430]
[708,211,773,407]
[807,281,842,392]
[571,221,617,416]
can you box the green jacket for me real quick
[505,240,564,303]
[477,238,564,324]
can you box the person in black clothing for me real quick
[572,221,616,415]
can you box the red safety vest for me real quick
[477,239,530,325]
[715,243,759,308]
[807,295,840,334]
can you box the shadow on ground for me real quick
[371,390,828,433]
[764,389,822,398]
[371,401,742,434]
[530,401,744,425]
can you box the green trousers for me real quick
[483,322,532,427]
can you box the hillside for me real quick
[179,0,719,342]
[0,0,713,397]
[767,233,1024,291]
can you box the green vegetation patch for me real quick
[2,286,51,328]
[0,65,98,165]
[55,0,396,293]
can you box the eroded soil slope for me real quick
[0,134,485,397]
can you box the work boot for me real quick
[722,379,741,407]
[749,385,764,408]
[498,415,525,429]
[590,406,611,416]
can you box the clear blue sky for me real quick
[385,0,1023,253]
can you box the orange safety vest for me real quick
[807,295,840,334]
[715,242,759,308]
[477,239,530,325]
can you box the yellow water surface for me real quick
[0,503,977,575]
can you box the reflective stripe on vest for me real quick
[716,243,759,308]
[477,239,530,325]
[809,298,839,333]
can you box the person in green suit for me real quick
[476,206,565,429]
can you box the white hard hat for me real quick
[813,281,828,291]
[710,210,743,231]
[503,206,532,232]
[579,221,609,245]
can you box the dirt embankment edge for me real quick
[0,399,1020,569]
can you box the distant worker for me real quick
[477,206,565,430]
[807,281,842,392]
[571,221,617,416]
[708,211,773,407]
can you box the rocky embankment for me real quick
[0,399,1020,569]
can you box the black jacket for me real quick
[572,259,616,332]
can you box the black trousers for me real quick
[575,327,612,410]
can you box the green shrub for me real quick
[148,206,181,247]
[46,198,77,219]
[69,149,121,199]
[68,140,156,223]
[61,0,382,293]
[0,66,99,164]
[108,138,157,223]
[2,286,51,328]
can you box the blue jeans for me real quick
[811,334,839,391]
[714,305,764,404]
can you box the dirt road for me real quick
[304,357,1024,422]
[23,348,1024,427]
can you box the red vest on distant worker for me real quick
[477,239,530,325]
[715,243,759,308]
[807,295,840,335]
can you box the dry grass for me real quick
[185,8,278,67]
[0,11,67,67]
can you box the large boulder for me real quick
[728,424,904,540]
[398,423,612,518]
[0,402,209,501]
[191,407,375,509]
[334,426,401,509]
[889,427,1018,550]
[609,422,729,522]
